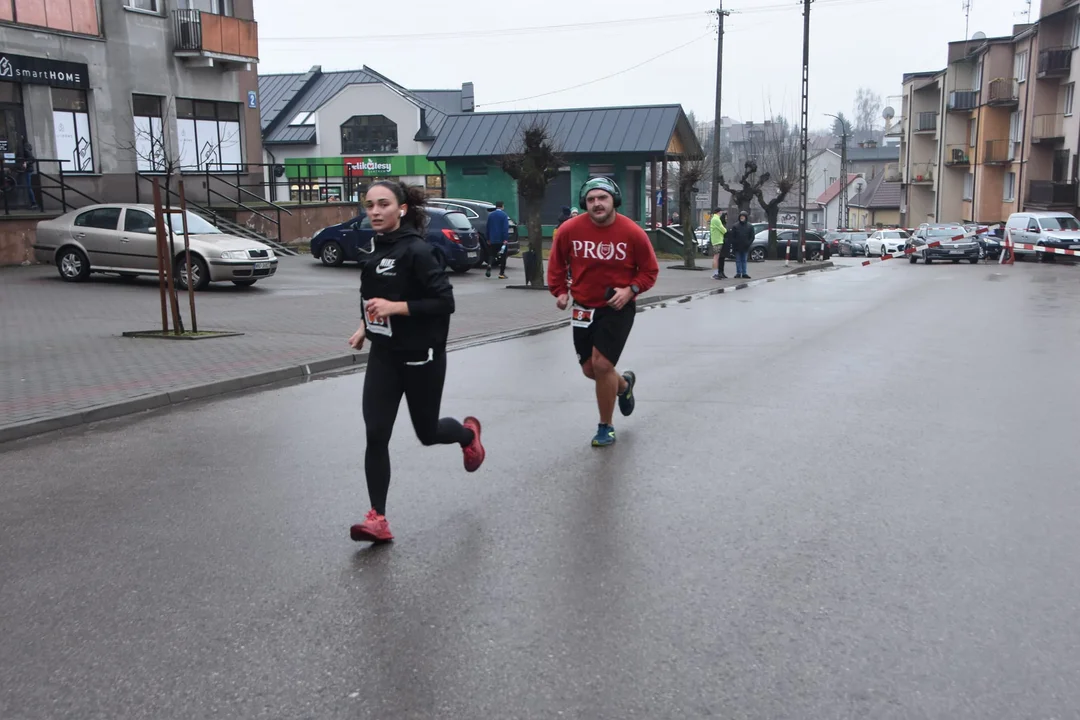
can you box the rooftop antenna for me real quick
[963,0,972,41]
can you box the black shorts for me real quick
[572,302,636,366]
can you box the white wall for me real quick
[315,83,429,158]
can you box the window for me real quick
[1015,51,1029,83]
[74,208,121,230]
[132,94,165,173]
[340,115,398,154]
[974,59,983,91]
[963,173,974,201]
[52,88,93,173]
[125,0,160,11]
[969,118,977,147]
[124,210,156,234]
[1071,17,1080,49]
[1004,172,1017,202]
[1066,84,1075,117]
[1009,111,1022,161]
[1027,218,1040,231]
[175,98,242,172]
[289,112,315,127]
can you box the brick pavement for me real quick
[0,255,828,440]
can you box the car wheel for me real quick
[320,241,344,267]
[880,246,888,258]
[57,247,91,282]
[952,259,960,263]
[864,246,870,257]
[119,273,139,281]
[925,256,933,265]
[909,255,918,264]
[175,254,210,291]
[232,279,258,287]
[810,250,822,261]
[450,265,469,274]
[968,258,979,264]
[749,247,766,262]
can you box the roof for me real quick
[257,66,465,145]
[428,105,703,159]
[816,174,860,205]
[849,172,884,208]
[868,179,902,209]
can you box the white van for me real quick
[1004,211,1080,258]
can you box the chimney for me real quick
[461,82,475,113]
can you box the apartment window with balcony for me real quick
[1066,83,1075,117]
[132,94,165,173]
[1009,111,1022,160]
[51,88,94,173]
[175,98,242,172]
[964,172,974,201]
[176,0,234,15]
[1004,172,1016,202]
[1015,51,1029,83]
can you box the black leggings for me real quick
[362,343,473,515]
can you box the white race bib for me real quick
[570,305,595,329]
[365,307,392,336]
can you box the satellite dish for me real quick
[972,30,986,40]
[882,106,895,120]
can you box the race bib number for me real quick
[570,306,595,329]
[365,307,392,336]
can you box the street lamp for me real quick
[824,113,850,229]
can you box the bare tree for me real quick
[853,88,883,134]
[501,121,563,287]
[752,117,803,260]
[675,160,707,268]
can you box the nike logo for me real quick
[375,258,396,276]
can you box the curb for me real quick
[0,262,834,446]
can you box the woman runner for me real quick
[347,181,486,543]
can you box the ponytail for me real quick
[369,180,428,231]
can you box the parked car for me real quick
[694,227,711,255]
[751,222,798,237]
[907,224,980,264]
[32,204,277,290]
[831,231,870,256]
[866,229,910,258]
[428,198,520,263]
[750,229,825,262]
[1003,211,1080,260]
[311,207,481,272]
[963,224,1003,260]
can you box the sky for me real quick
[254,0,1033,131]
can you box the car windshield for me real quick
[849,233,868,240]
[884,231,907,238]
[443,211,473,231]
[928,227,963,237]
[168,212,222,235]
[1039,216,1080,230]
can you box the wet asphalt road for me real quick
[2,260,1080,719]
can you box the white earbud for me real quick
[399,210,405,217]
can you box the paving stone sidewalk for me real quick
[0,255,829,441]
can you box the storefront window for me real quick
[52,88,94,173]
[132,94,165,173]
[176,98,242,172]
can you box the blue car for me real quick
[311,207,482,272]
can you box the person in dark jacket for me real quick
[556,206,573,227]
[727,209,755,279]
[485,200,511,279]
[347,180,486,543]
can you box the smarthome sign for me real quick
[343,157,393,176]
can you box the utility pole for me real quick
[710,4,730,215]
[839,126,848,228]
[797,0,812,261]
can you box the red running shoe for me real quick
[462,416,485,472]
[350,508,393,543]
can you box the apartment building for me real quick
[899,71,944,226]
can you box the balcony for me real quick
[1037,47,1072,78]
[173,10,259,68]
[915,111,939,133]
[1027,180,1077,208]
[983,139,1012,165]
[884,163,903,182]
[944,144,971,166]
[947,90,979,112]
[910,163,935,183]
[987,78,1020,106]
[1032,113,1065,143]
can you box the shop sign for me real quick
[0,53,89,90]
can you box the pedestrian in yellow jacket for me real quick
[710,210,728,279]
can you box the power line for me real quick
[475,32,713,108]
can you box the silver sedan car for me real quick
[33,204,278,290]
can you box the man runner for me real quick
[547,177,659,447]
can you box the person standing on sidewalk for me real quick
[710,210,728,279]
[547,177,659,447]
[485,200,511,279]
[728,209,755,279]
[347,180,486,544]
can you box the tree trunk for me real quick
[680,192,695,268]
[526,199,545,287]
[766,203,780,261]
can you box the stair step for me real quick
[190,207,298,256]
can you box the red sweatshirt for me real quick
[547,213,659,308]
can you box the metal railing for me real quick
[916,112,938,132]
[944,145,972,165]
[1038,47,1072,76]
[947,90,979,111]
[884,163,903,182]
[173,9,203,52]
[0,156,99,216]
[1032,113,1065,142]
[1028,180,1076,206]
[910,163,935,182]
[984,139,1012,164]
[988,78,1019,104]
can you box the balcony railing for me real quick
[947,90,979,111]
[944,144,972,165]
[1037,47,1071,78]
[915,111,939,132]
[910,163,935,183]
[173,10,259,61]
[1032,113,1065,142]
[1028,180,1077,207]
[884,163,903,182]
[987,78,1020,105]
[984,139,1012,164]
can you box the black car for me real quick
[311,207,482,272]
[907,224,981,264]
[749,229,825,262]
[428,198,520,264]
[832,231,870,256]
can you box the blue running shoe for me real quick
[592,424,616,447]
[618,371,636,417]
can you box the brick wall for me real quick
[225,204,361,245]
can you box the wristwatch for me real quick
[630,284,640,296]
